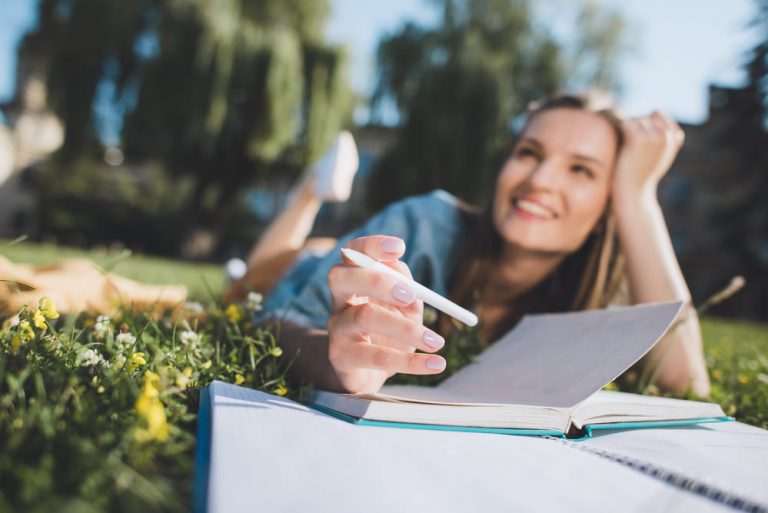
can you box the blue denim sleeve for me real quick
[258,190,468,329]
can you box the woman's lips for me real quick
[512,198,557,220]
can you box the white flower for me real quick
[115,354,127,369]
[180,330,200,346]
[93,315,112,339]
[4,315,20,328]
[184,301,204,314]
[246,292,263,311]
[78,349,105,367]
[115,332,137,350]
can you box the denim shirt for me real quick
[259,190,470,329]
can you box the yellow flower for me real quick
[274,384,288,396]
[144,369,161,387]
[134,371,169,443]
[10,334,21,353]
[234,374,245,385]
[38,297,60,319]
[712,369,723,380]
[33,310,47,330]
[18,320,34,341]
[225,304,243,324]
[176,367,193,388]
[270,346,283,357]
[126,352,147,372]
[737,374,750,385]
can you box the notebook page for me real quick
[580,421,768,508]
[439,302,682,408]
[204,381,731,513]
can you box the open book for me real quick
[310,302,729,439]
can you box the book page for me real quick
[438,302,682,408]
[571,390,725,427]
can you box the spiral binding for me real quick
[542,435,768,513]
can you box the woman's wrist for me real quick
[611,185,660,220]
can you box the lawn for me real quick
[1,239,767,512]
[1,238,228,301]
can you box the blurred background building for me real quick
[0,0,765,320]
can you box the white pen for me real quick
[340,247,479,327]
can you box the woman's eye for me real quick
[571,165,594,178]
[515,147,540,159]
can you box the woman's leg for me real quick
[244,174,321,271]
[221,176,320,302]
[222,131,358,302]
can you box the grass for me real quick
[1,239,287,512]
[1,239,767,512]
[700,316,768,428]
[1,239,228,301]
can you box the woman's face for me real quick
[493,108,618,255]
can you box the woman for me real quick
[244,93,710,399]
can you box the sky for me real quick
[0,0,761,125]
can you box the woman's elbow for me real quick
[657,370,711,399]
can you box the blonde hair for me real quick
[445,92,627,340]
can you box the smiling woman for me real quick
[233,91,709,400]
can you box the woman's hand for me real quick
[326,236,446,394]
[613,111,685,202]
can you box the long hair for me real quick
[444,93,627,340]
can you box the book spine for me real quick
[543,436,768,513]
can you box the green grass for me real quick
[1,239,228,300]
[700,317,768,428]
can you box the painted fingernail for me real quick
[425,357,445,371]
[392,283,416,304]
[422,330,445,350]
[381,238,405,254]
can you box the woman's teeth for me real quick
[515,199,555,219]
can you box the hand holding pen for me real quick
[327,236,458,394]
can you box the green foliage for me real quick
[22,0,353,255]
[700,317,768,429]
[368,0,628,209]
[0,295,293,513]
[32,159,196,256]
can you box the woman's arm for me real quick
[612,112,710,397]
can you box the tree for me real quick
[20,0,353,254]
[367,0,627,209]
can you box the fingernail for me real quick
[425,357,445,371]
[381,238,405,254]
[392,283,416,304]
[422,330,445,350]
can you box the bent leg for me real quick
[222,237,337,303]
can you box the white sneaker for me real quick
[225,258,247,281]
[311,130,359,202]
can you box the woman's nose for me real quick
[526,158,561,190]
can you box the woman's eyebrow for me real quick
[571,152,606,169]
[522,137,606,169]
[519,137,543,149]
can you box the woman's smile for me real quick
[511,194,558,220]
